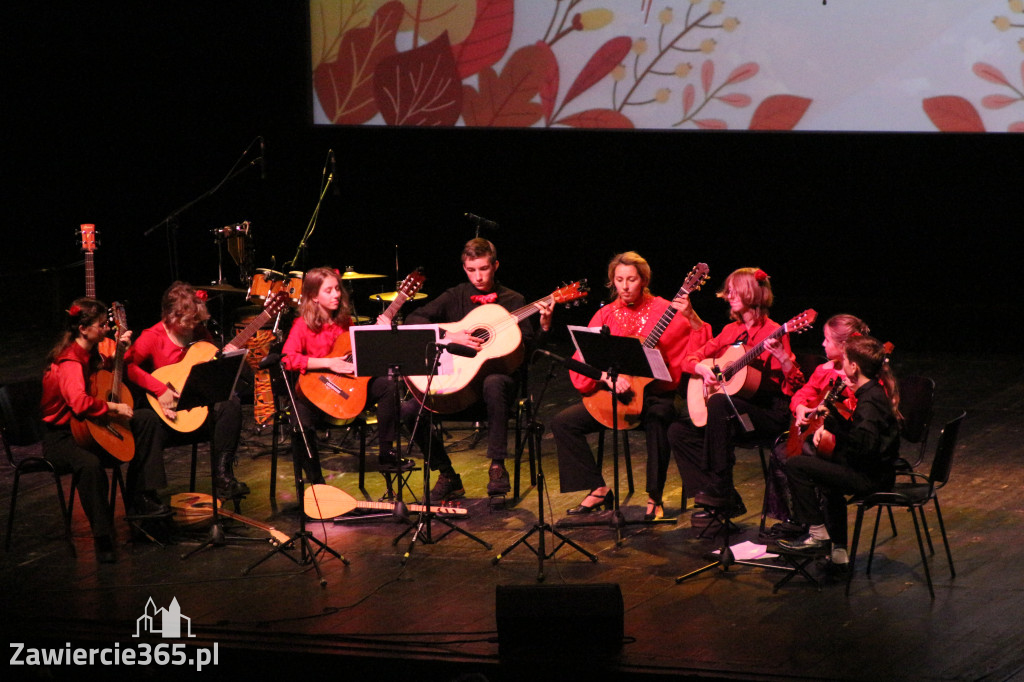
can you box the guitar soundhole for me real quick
[472,329,490,344]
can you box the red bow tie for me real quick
[470,292,498,304]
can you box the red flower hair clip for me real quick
[68,304,81,317]
[754,269,769,283]
[194,289,208,302]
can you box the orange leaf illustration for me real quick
[563,36,632,108]
[555,109,634,129]
[461,42,552,127]
[724,62,759,86]
[748,94,812,131]
[922,96,986,132]
[451,0,515,79]
[716,93,751,108]
[695,118,727,130]
[701,60,714,95]
[682,83,695,117]
[314,1,403,124]
[534,41,559,124]
[982,94,1019,110]
[374,32,463,126]
[973,63,1010,87]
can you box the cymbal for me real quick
[199,282,247,294]
[341,270,385,280]
[370,291,428,302]
[351,315,372,325]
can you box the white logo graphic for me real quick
[133,597,195,639]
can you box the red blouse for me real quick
[281,317,350,373]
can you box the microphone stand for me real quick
[395,343,492,565]
[283,154,335,271]
[492,352,597,581]
[144,138,263,281]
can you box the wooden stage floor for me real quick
[2,349,1023,681]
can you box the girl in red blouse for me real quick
[669,267,805,523]
[281,267,400,485]
[127,282,247,500]
[40,298,165,562]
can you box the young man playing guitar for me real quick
[401,238,552,501]
[551,252,711,521]
[127,282,249,500]
[669,267,807,525]
[40,298,167,562]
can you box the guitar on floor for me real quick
[582,263,709,430]
[303,484,468,519]
[686,309,817,428]
[405,280,590,414]
[170,492,291,546]
[297,270,426,420]
[71,302,135,461]
[147,291,290,432]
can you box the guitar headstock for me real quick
[398,269,426,298]
[110,302,129,336]
[552,280,589,306]
[681,262,710,294]
[78,224,98,253]
[264,291,290,317]
[785,309,817,335]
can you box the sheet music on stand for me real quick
[176,348,249,411]
[350,324,449,377]
[566,326,670,381]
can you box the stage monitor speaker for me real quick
[495,583,623,660]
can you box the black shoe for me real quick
[567,490,614,515]
[430,472,465,502]
[777,534,831,554]
[486,464,511,495]
[130,492,171,518]
[215,477,250,500]
[379,449,415,471]
[95,535,117,564]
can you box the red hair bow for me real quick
[754,269,769,282]
[194,289,208,302]
[68,304,81,317]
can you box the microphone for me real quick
[259,136,266,180]
[329,150,339,195]
[441,342,478,358]
[259,352,282,370]
[533,348,603,381]
[464,212,499,230]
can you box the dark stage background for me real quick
[5,4,1021,362]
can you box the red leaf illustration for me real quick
[922,96,986,132]
[1008,121,1024,133]
[314,1,403,124]
[374,32,463,126]
[748,94,812,130]
[562,36,632,107]
[683,83,695,117]
[451,0,515,80]
[716,93,752,108]
[982,94,1019,109]
[695,118,728,130]
[973,62,1010,87]
[461,43,550,127]
[534,41,560,124]
[555,109,634,129]
[724,62,758,86]
[701,60,714,95]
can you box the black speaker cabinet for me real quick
[495,583,624,660]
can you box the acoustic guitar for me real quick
[686,309,817,428]
[147,291,290,432]
[302,483,467,519]
[785,376,849,459]
[77,223,118,358]
[170,492,291,546]
[405,280,590,414]
[71,302,135,461]
[581,263,709,430]
[296,270,425,420]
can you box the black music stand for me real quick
[349,324,441,521]
[567,327,670,546]
[394,339,492,565]
[243,352,348,585]
[177,350,263,559]
[492,352,597,581]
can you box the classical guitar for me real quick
[147,291,290,432]
[78,223,118,358]
[582,263,709,430]
[405,280,590,414]
[686,309,817,428]
[71,302,135,461]
[296,270,426,420]
[303,484,468,519]
[785,376,849,458]
[170,492,291,546]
